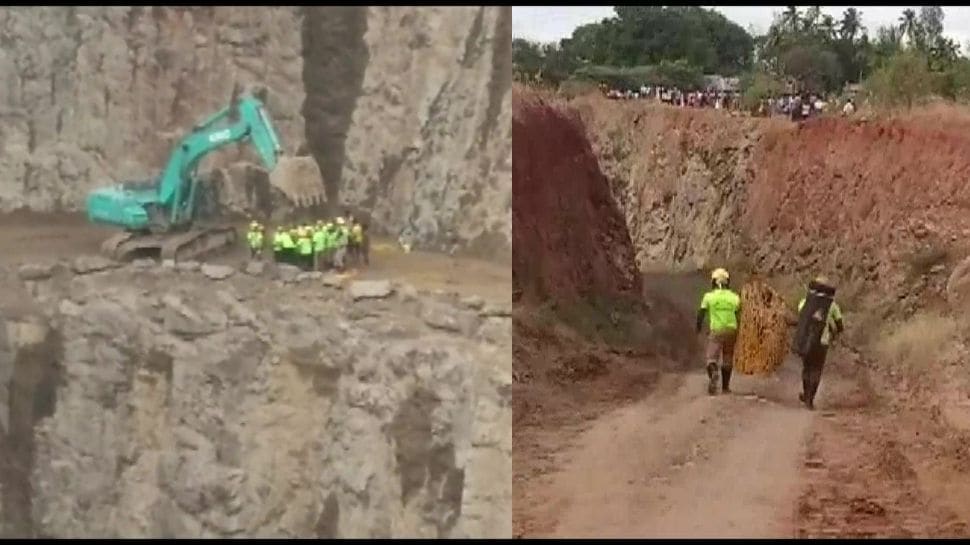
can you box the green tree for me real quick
[513,38,543,81]
[780,44,844,93]
[865,51,933,109]
[560,6,753,75]
[838,8,863,41]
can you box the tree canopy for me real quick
[513,5,970,106]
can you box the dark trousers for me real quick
[801,344,828,404]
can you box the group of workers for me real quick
[245,215,369,272]
[697,268,844,410]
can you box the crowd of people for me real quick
[601,83,742,111]
[598,81,858,121]
[245,213,369,273]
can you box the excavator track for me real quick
[101,226,238,263]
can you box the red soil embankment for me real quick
[512,87,640,303]
[747,111,970,272]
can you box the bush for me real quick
[740,71,786,111]
[559,78,600,99]
[936,58,970,102]
[872,312,959,377]
[863,52,934,109]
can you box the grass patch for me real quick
[872,312,959,377]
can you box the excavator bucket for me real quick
[269,155,328,207]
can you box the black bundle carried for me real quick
[791,280,836,357]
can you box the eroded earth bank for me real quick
[513,85,970,538]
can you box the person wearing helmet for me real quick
[312,221,327,271]
[332,216,349,272]
[795,276,844,410]
[281,226,297,265]
[348,217,367,268]
[697,268,742,395]
[271,224,286,263]
[246,221,264,260]
[296,225,314,270]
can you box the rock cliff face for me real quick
[0,6,511,259]
[576,99,970,310]
[0,6,306,213]
[314,7,512,259]
[0,262,511,538]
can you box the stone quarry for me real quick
[0,5,512,539]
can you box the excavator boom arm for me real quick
[158,96,283,225]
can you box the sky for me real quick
[512,6,970,51]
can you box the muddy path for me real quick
[0,212,511,304]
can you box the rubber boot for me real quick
[706,362,719,395]
[721,367,732,393]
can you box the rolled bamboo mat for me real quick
[733,279,790,375]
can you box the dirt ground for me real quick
[513,302,970,539]
[0,211,511,304]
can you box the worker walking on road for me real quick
[246,221,264,260]
[794,276,844,410]
[696,268,742,395]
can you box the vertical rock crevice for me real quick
[0,319,64,538]
[300,6,369,210]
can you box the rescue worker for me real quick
[272,225,286,263]
[332,217,349,272]
[796,276,844,410]
[312,220,327,271]
[349,218,367,267]
[296,225,314,271]
[358,220,370,266]
[280,225,296,265]
[696,268,742,395]
[246,221,264,260]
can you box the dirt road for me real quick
[519,360,816,537]
[514,342,970,538]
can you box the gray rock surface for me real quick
[17,262,57,280]
[71,255,116,274]
[244,261,265,276]
[275,264,301,283]
[0,265,511,538]
[176,261,201,273]
[349,280,394,300]
[0,6,305,214]
[201,264,235,280]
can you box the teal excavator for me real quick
[86,89,283,261]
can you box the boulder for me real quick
[349,280,394,300]
[201,264,235,280]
